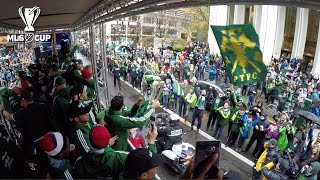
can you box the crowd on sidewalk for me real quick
[0,40,320,179]
[108,42,320,179]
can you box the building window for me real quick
[282,7,297,56]
[244,5,254,24]
[305,9,320,57]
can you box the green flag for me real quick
[211,24,267,86]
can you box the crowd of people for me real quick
[0,39,320,179]
[107,42,320,179]
[0,43,230,179]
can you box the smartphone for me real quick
[195,140,221,168]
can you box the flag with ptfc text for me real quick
[211,24,267,86]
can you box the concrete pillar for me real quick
[273,6,286,59]
[312,18,320,78]
[259,5,286,64]
[259,5,279,64]
[208,5,229,55]
[52,30,57,55]
[253,5,262,36]
[292,8,309,59]
[234,5,245,24]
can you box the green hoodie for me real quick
[299,161,320,180]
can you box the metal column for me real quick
[100,23,110,107]
[89,24,101,111]
[52,30,57,55]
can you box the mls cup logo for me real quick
[18,6,41,32]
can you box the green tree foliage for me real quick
[140,36,154,47]
[184,6,210,42]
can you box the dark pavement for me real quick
[80,54,253,179]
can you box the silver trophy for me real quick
[18,6,41,32]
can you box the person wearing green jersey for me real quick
[103,95,160,151]
[191,90,206,131]
[213,102,231,139]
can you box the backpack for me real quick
[279,152,300,178]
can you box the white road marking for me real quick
[122,80,255,167]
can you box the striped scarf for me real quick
[170,74,183,96]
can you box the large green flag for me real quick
[211,24,267,86]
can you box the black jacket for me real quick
[164,124,183,150]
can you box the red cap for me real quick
[90,125,111,149]
[38,132,64,156]
[81,69,92,79]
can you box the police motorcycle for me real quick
[153,112,195,174]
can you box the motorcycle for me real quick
[154,113,195,174]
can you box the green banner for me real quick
[211,24,267,86]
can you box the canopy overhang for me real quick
[0,0,320,31]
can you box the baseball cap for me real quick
[268,138,278,146]
[69,101,92,118]
[55,76,66,85]
[89,125,111,149]
[125,148,164,178]
[76,59,83,64]
[38,132,64,156]
[81,69,92,79]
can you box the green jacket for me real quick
[230,112,244,132]
[106,106,155,151]
[52,88,71,134]
[70,122,92,157]
[48,157,73,180]
[275,80,283,93]
[185,93,197,108]
[73,146,128,179]
[87,79,96,100]
[216,107,231,126]
[73,144,157,179]
[298,161,320,180]
[277,126,289,151]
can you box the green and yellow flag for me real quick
[211,24,267,86]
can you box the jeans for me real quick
[191,108,204,129]
[245,134,263,155]
[207,109,217,129]
[178,97,187,117]
[227,130,239,146]
[237,136,246,149]
[131,76,138,88]
[162,94,170,108]
[113,76,121,90]
[199,71,204,80]
[213,124,225,139]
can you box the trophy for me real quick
[18,6,41,32]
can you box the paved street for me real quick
[79,54,253,179]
